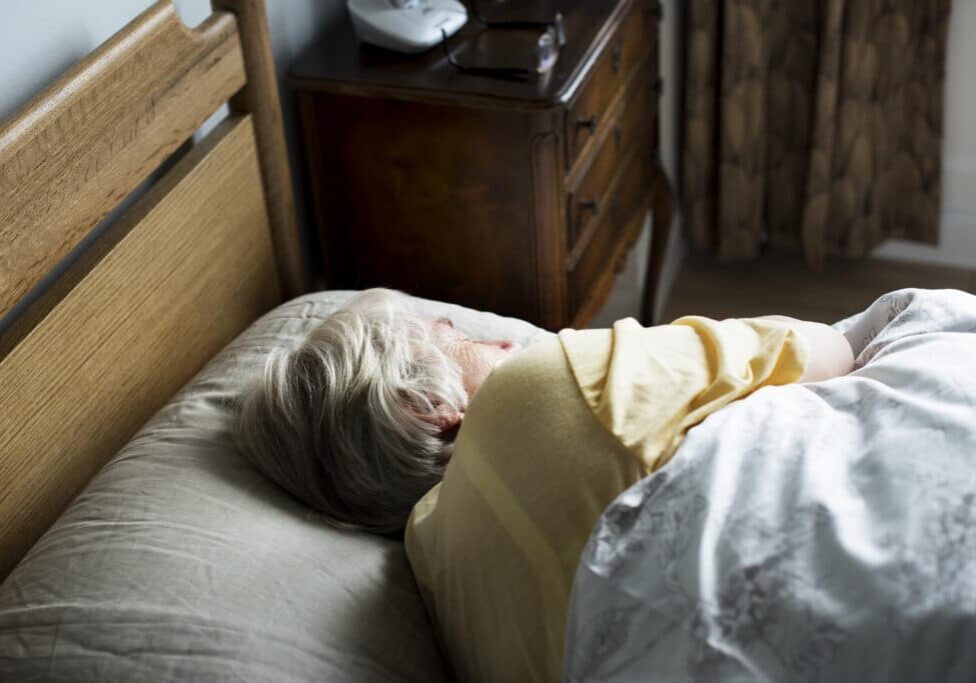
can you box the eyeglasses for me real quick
[441,6,566,81]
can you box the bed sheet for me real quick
[565,289,976,682]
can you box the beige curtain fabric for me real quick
[683,0,951,267]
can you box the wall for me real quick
[872,0,976,268]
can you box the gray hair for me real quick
[234,289,467,534]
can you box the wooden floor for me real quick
[661,254,976,324]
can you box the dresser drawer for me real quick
[567,80,652,249]
[610,147,653,260]
[565,0,656,168]
[568,152,652,314]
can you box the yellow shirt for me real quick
[405,317,807,682]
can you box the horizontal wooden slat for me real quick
[0,115,280,580]
[0,0,246,320]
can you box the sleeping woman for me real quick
[234,288,853,683]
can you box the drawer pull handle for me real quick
[611,43,622,74]
[579,198,601,216]
[576,115,598,133]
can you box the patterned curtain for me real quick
[682,0,952,267]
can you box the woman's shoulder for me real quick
[457,335,592,445]
[471,335,575,410]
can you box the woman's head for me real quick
[234,289,519,534]
[428,316,518,399]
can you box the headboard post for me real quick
[212,0,309,299]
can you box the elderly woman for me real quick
[235,288,853,683]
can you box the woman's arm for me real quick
[756,316,854,382]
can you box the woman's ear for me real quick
[420,404,464,433]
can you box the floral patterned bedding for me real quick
[564,289,976,682]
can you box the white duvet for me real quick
[564,289,976,682]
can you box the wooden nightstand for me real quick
[292,0,672,330]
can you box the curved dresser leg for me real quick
[640,160,674,325]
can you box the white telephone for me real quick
[347,0,468,54]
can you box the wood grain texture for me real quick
[288,0,629,109]
[306,93,544,321]
[0,116,280,580]
[296,0,671,330]
[530,127,568,330]
[213,0,308,299]
[565,0,653,168]
[567,69,653,260]
[0,0,245,322]
[569,149,652,326]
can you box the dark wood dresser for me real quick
[292,0,672,329]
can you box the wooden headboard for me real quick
[0,0,308,579]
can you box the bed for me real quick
[0,1,510,678]
[3,2,976,682]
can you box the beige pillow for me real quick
[0,290,551,682]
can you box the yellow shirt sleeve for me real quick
[405,338,642,683]
[559,316,808,472]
